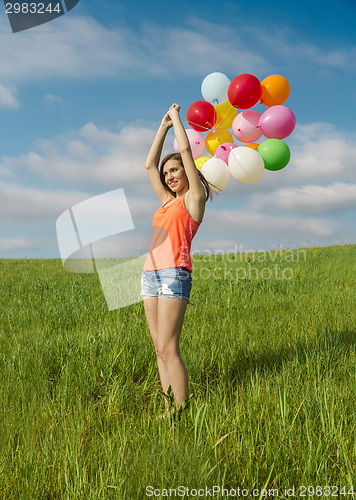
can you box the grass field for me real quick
[0,244,355,499]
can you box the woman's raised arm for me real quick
[144,113,173,203]
[168,104,206,200]
[145,112,172,169]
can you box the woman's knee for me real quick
[156,342,179,365]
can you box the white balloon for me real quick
[201,72,231,105]
[228,147,264,184]
[201,157,230,191]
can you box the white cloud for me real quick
[0,13,354,86]
[209,122,356,202]
[140,19,267,76]
[44,94,64,106]
[1,119,355,220]
[0,15,127,81]
[249,182,356,215]
[0,237,35,252]
[3,14,337,84]
[0,15,267,82]
[203,207,335,237]
[248,24,356,73]
[285,124,356,184]
[0,181,93,223]
[0,118,354,256]
[5,119,355,197]
[0,120,174,190]
[0,83,19,108]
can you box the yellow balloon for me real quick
[260,74,290,107]
[205,130,233,156]
[214,100,237,130]
[195,156,211,171]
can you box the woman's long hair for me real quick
[159,152,220,202]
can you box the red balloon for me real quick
[228,74,262,109]
[187,100,216,132]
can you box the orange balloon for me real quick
[213,100,237,130]
[245,143,259,150]
[260,75,290,107]
[205,129,233,155]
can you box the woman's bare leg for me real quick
[156,297,189,407]
[143,296,189,408]
[142,297,170,395]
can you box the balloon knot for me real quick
[213,99,219,104]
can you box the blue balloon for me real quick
[201,72,231,105]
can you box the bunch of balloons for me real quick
[174,72,295,190]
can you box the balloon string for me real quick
[181,103,239,133]
[181,117,214,132]
[214,104,237,131]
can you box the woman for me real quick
[140,103,214,412]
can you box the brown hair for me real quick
[159,152,220,202]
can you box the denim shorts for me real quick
[140,267,192,302]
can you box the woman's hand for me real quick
[160,112,173,129]
[160,104,181,129]
[168,103,181,118]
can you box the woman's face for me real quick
[163,160,188,193]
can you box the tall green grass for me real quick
[0,245,355,498]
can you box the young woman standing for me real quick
[140,103,213,410]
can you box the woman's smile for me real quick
[163,159,188,192]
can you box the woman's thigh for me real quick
[143,297,159,344]
[157,297,188,350]
[141,268,191,348]
[143,297,188,345]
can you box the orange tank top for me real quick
[143,193,201,273]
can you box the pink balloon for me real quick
[215,143,238,164]
[174,129,205,159]
[232,110,262,143]
[258,105,296,139]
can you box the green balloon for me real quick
[257,139,291,171]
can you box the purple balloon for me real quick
[215,142,238,164]
[258,105,296,139]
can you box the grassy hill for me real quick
[0,245,355,498]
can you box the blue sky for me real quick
[0,0,355,259]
